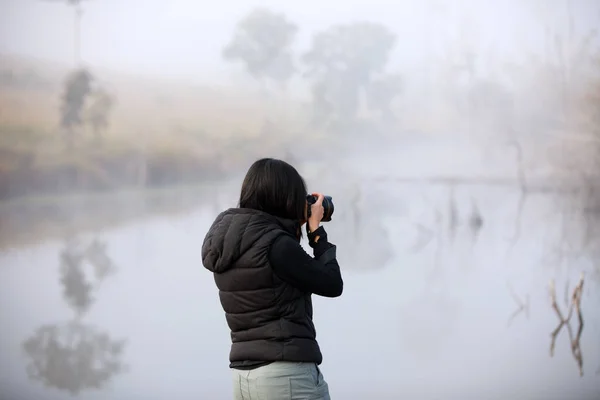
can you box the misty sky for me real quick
[1,0,598,83]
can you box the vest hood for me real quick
[202,208,299,274]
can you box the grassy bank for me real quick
[0,54,310,201]
[0,122,298,250]
[0,54,315,249]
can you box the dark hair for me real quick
[239,158,307,223]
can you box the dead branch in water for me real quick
[506,282,529,327]
[468,197,484,243]
[549,273,585,377]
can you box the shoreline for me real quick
[0,156,328,252]
[0,182,232,251]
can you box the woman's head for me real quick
[239,158,307,222]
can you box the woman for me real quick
[202,158,343,400]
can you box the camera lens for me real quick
[322,196,334,222]
[306,195,334,222]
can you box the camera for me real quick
[306,195,334,222]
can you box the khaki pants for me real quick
[232,361,331,400]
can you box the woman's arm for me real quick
[269,226,343,297]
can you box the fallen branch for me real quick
[548,273,585,377]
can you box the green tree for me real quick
[302,22,397,129]
[223,8,298,91]
[60,68,93,147]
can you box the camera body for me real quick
[306,195,334,222]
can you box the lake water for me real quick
[1,142,599,399]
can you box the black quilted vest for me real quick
[201,208,323,364]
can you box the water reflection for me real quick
[22,321,126,395]
[59,238,116,316]
[22,238,127,395]
[1,178,598,398]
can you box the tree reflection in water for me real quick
[22,321,126,395]
[22,238,127,395]
[60,238,116,316]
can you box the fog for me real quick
[3,0,598,81]
[1,0,600,399]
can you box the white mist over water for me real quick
[1,144,599,399]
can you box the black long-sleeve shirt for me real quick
[230,225,343,370]
[269,225,343,297]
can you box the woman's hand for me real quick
[308,193,325,233]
